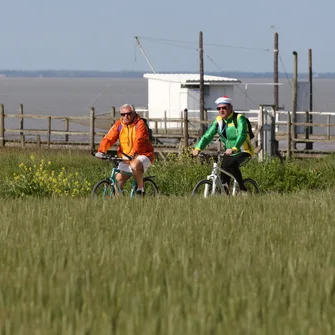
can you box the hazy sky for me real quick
[1,0,333,73]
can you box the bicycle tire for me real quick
[241,178,260,195]
[91,179,115,199]
[192,179,222,198]
[143,177,159,197]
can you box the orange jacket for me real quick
[97,114,154,162]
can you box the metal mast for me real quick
[135,36,157,73]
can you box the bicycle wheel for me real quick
[143,177,159,197]
[91,179,115,199]
[192,179,222,198]
[241,178,260,195]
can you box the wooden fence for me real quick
[0,105,201,155]
[1,104,335,158]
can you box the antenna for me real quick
[135,36,157,73]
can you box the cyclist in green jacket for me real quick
[192,96,254,192]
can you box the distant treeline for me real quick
[0,70,334,79]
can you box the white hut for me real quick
[143,73,240,119]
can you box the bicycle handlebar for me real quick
[91,150,132,162]
[198,152,225,158]
[196,152,226,162]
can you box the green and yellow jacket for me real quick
[194,113,255,156]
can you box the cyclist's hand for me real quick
[192,149,200,156]
[121,152,133,161]
[224,149,234,156]
[95,151,105,159]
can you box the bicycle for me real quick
[192,152,259,197]
[91,152,158,199]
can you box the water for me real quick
[0,77,334,150]
[2,77,335,115]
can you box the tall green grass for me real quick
[1,192,335,334]
[1,148,335,197]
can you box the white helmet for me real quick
[215,96,232,105]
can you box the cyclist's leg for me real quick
[116,162,132,189]
[222,153,250,191]
[130,155,152,190]
[220,157,232,186]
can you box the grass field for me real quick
[1,148,335,333]
[1,191,335,334]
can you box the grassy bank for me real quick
[1,192,335,333]
[1,148,335,198]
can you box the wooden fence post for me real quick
[164,111,167,134]
[292,51,298,150]
[184,108,189,148]
[19,104,25,147]
[20,134,25,148]
[0,104,4,147]
[287,112,291,160]
[65,118,69,143]
[111,106,116,126]
[258,105,264,162]
[327,114,331,140]
[47,117,51,148]
[305,111,310,150]
[216,138,222,152]
[36,135,41,148]
[90,107,95,152]
[204,109,208,131]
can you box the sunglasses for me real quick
[217,106,230,111]
[120,112,133,117]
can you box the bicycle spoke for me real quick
[192,180,221,198]
[143,178,159,197]
[91,180,115,199]
[240,178,260,195]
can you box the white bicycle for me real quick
[192,152,259,197]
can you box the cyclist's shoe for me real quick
[135,190,145,197]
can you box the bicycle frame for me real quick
[108,166,137,197]
[92,152,158,199]
[204,158,239,197]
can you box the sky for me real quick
[1,0,334,73]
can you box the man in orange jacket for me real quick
[95,104,154,196]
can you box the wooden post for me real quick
[0,104,4,147]
[154,121,158,134]
[274,32,279,111]
[217,139,222,152]
[90,107,95,152]
[19,104,24,146]
[292,51,298,150]
[65,118,69,143]
[164,111,167,134]
[204,109,208,131]
[258,105,264,162]
[111,106,116,126]
[306,48,313,150]
[287,112,291,160]
[199,31,205,136]
[47,117,51,148]
[180,112,183,135]
[304,110,309,146]
[184,108,189,148]
[20,134,25,148]
[327,114,331,140]
[36,135,41,148]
